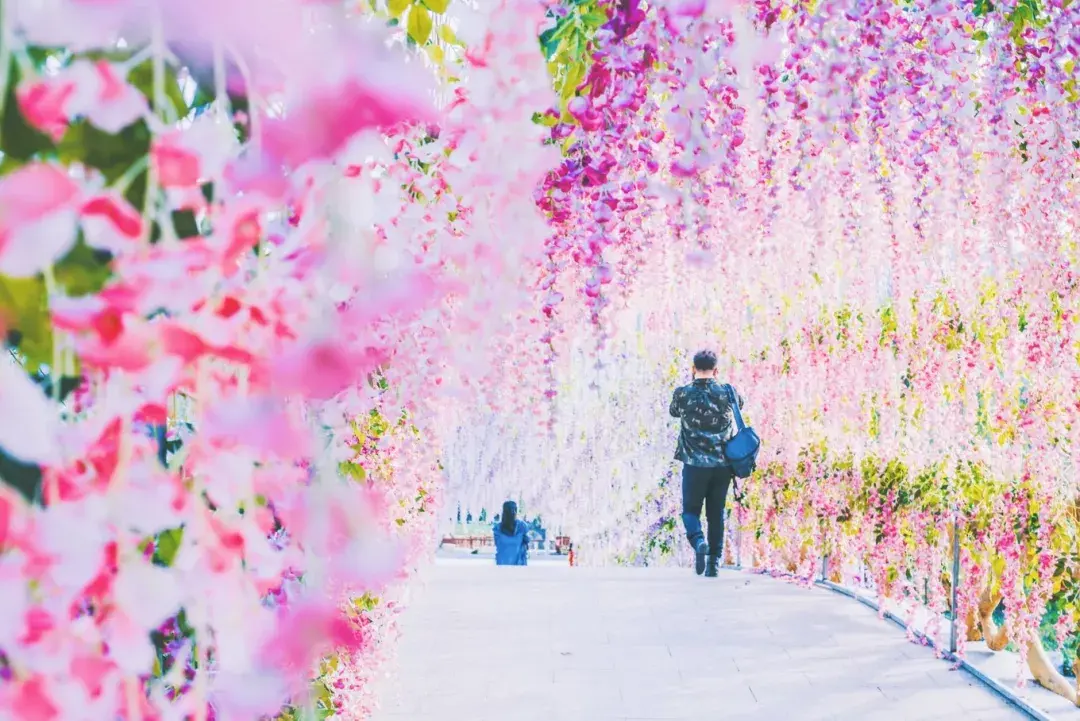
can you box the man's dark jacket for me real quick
[669,378,745,467]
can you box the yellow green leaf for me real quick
[339,461,367,482]
[422,0,450,12]
[426,43,445,66]
[407,4,433,45]
[0,274,52,373]
[387,0,409,17]
[438,23,464,46]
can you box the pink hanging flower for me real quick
[65,60,148,133]
[2,676,59,721]
[270,340,390,401]
[262,70,434,169]
[80,193,143,254]
[0,355,60,465]
[16,77,76,141]
[0,163,80,277]
[151,134,203,188]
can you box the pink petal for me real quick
[202,396,313,459]
[70,655,115,699]
[261,600,362,679]
[270,340,389,400]
[7,677,59,721]
[151,138,202,188]
[0,164,80,277]
[670,0,706,16]
[81,193,142,253]
[102,611,155,675]
[262,73,434,169]
[0,357,60,464]
[113,560,182,631]
[16,78,75,141]
[0,210,80,277]
[66,60,148,133]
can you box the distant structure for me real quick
[444,504,549,551]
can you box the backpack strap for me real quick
[724,384,746,432]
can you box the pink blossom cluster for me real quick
[0,0,558,719]
[513,0,1080,682]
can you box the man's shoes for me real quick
[694,541,708,575]
[704,555,719,577]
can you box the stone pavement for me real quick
[371,563,1025,721]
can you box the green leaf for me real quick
[32,371,82,403]
[0,447,42,504]
[127,60,189,120]
[53,237,112,297]
[0,274,53,373]
[581,9,609,26]
[531,111,559,127]
[153,527,185,567]
[421,0,449,12]
[58,119,152,183]
[539,28,562,60]
[387,0,410,17]
[437,24,464,47]
[973,0,995,15]
[407,4,433,45]
[0,59,57,161]
[560,60,587,100]
[539,13,579,61]
[339,461,367,482]
[313,680,335,719]
[172,210,201,239]
[189,84,214,114]
[972,29,989,41]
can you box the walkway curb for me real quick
[816,579,1054,721]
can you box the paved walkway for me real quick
[372,563,1025,721]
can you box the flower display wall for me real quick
[452,0,1080,706]
[6,0,1080,718]
[0,0,559,718]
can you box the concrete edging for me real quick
[816,579,1054,721]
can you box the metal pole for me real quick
[822,552,828,584]
[735,521,742,570]
[949,516,961,654]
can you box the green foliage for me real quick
[339,461,367,482]
[353,593,380,612]
[172,209,201,239]
[1005,0,1046,43]
[54,237,112,297]
[0,274,53,373]
[406,6,429,44]
[127,59,190,121]
[59,119,152,208]
[31,370,82,402]
[153,527,185,567]
[537,0,610,112]
[0,59,55,161]
[385,0,451,46]
[0,448,42,504]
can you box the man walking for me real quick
[669,350,745,577]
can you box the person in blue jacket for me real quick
[493,501,528,566]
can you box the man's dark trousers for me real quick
[681,464,734,556]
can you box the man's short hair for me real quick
[693,350,717,371]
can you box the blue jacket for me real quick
[493,521,529,566]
